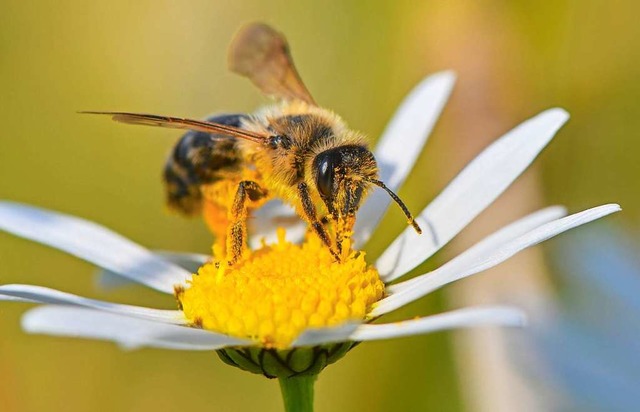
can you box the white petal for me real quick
[353,71,456,247]
[95,250,209,290]
[0,295,35,303]
[386,206,567,298]
[153,250,210,268]
[22,306,251,350]
[351,306,526,342]
[376,108,570,281]
[0,202,190,293]
[372,204,621,316]
[291,322,361,347]
[381,206,567,296]
[0,284,185,324]
[248,200,307,248]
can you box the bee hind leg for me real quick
[227,180,266,265]
[297,182,340,261]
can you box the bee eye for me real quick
[314,151,337,199]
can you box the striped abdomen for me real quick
[163,113,247,215]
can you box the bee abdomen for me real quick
[163,113,247,215]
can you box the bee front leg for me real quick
[297,182,340,261]
[227,180,266,265]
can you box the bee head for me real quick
[313,145,423,235]
[313,145,377,219]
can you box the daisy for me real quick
[0,72,620,411]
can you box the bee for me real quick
[85,23,421,264]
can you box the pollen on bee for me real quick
[179,229,385,349]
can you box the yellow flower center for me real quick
[178,230,384,349]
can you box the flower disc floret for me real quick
[179,230,384,348]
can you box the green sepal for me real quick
[216,341,356,378]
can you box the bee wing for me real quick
[81,111,268,143]
[228,23,316,105]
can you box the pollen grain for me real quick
[179,229,384,348]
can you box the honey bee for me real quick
[85,23,421,263]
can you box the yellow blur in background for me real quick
[0,1,637,411]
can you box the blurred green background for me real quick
[0,1,637,411]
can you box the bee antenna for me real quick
[366,179,422,234]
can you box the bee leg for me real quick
[335,216,353,258]
[318,213,348,256]
[297,182,340,261]
[227,180,266,265]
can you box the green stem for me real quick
[278,375,317,412]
